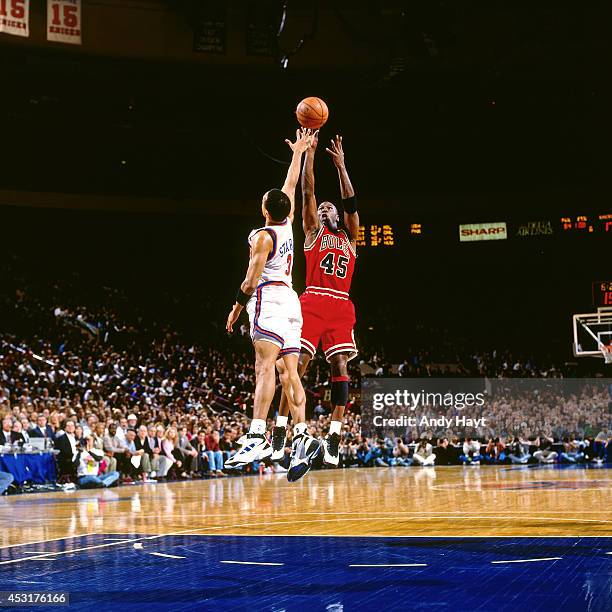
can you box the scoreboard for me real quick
[593,281,612,307]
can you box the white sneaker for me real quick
[323,433,340,466]
[287,433,321,482]
[225,433,272,469]
[272,462,287,473]
[149,471,156,478]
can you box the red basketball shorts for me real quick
[299,291,357,362]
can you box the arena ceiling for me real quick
[0,1,606,214]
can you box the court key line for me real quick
[349,563,427,568]
[491,557,562,564]
[220,560,284,566]
[149,552,186,560]
[0,532,97,551]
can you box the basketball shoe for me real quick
[287,432,321,482]
[322,432,340,466]
[270,425,288,461]
[225,433,272,469]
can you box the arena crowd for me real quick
[1,265,611,493]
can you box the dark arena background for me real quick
[0,2,611,611]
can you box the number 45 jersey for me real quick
[300,225,358,362]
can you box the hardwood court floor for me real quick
[1,465,611,548]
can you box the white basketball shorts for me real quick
[246,281,302,355]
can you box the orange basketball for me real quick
[296,96,329,129]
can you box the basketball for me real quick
[296,96,329,129]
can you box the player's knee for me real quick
[330,355,348,378]
[255,356,276,377]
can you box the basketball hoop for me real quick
[602,344,612,365]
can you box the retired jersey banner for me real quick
[0,0,29,38]
[47,0,81,45]
[459,221,507,242]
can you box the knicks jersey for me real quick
[248,218,294,288]
[303,225,356,298]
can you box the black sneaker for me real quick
[323,432,340,466]
[271,425,287,461]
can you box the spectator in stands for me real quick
[11,420,27,446]
[460,438,483,465]
[413,439,436,466]
[177,426,199,476]
[77,436,119,489]
[1,417,14,445]
[393,438,413,466]
[508,436,531,464]
[533,436,558,464]
[55,420,80,480]
[484,438,506,464]
[204,430,225,477]
[560,437,584,463]
[29,415,55,441]
[103,422,130,477]
[161,427,187,479]
[134,425,156,477]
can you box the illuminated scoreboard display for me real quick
[356,224,395,247]
[593,281,612,307]
[354,223,422,247]
[560,214,612,233]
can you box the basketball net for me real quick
[602,344,612,365]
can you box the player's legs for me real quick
[226,339,278,468]
[321,299,357,466]
[322,352,350,466]
[272,352,311,461]
[278,352,322,481]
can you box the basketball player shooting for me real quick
[274,131,359,467]
[225,128,322,482]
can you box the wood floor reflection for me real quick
[2,466,611,549]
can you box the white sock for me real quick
[249,419,266,435]
[329,420,342,435]
[276,415,288,428]
[293,422,307,436]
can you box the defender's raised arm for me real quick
[282,128,312,222]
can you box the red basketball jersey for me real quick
[303,225,356,298]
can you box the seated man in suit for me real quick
[10,421,27,446]
[54,420,80,480]
[28,415,55,441]
[1,417,13,445]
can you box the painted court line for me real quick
[491,557,562,564]
[349,563,427,568]
[0,532,97,551]
[221,560,284,566]
[148,552,186,560]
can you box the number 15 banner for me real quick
[0,0,29,37]
[47,0,81,45]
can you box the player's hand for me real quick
[285,127,312,154]
[326,134,345,169]
[226,304,242,334]
[310,129,319,150]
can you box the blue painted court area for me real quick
[1,535,612,611]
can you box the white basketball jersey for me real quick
[248,218,294,288]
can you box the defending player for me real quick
[225,128,321,482]
[274,132,359,466]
